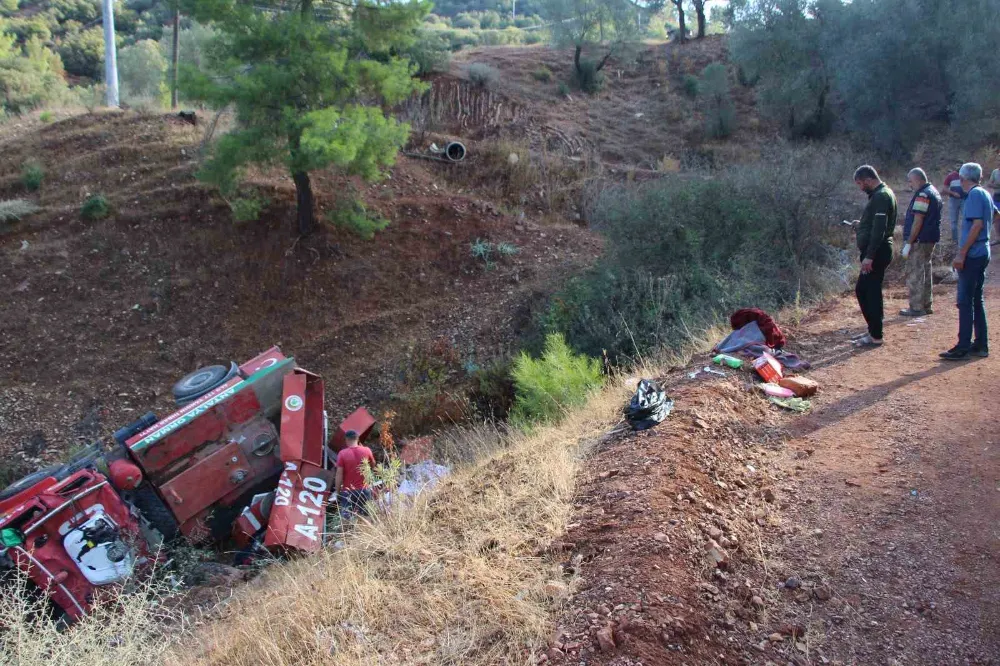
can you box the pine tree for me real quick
[181,0,429,235]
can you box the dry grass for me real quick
[0,566,181,666]
[442,138,599,217]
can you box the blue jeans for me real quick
[948,198,963,243]
[339,488,372,521]
[956,255,989,350]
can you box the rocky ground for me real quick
[545,274,999,665]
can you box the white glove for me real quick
[901,243,912,258]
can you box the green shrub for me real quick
[453,13,479,29]
[531,66,552,82]
[4,17,53,43]
[682,74,699,97]
[38,110,53,123]
[0,36,69,114]
[477,28,524,46]
[468,62,500,89]
[510,333,603,427]
[157,21,217,74]
[49,0,100,24]
[558,81,570,96]
[20,161,44,191]
[514,16,544,28]
[58,27,105,79]
[523,31,545,45]
[80,194,109,221]
[73,83,105,112]
[468,357,516,421]
[478,10,502,29]
[737,65,759,88]
[327,199,390,240]
[118,39,168,105]
[571,60,603,94]
[388,336,475,436]
[470,239,519,270]
[537,147,858,364]
[496,241,519,257]
[470,238,492,263]
[705,104,735,138]
[390,385,474,436]
[423,13,450,26]
[228,196,267,222]
[404,29,452,75]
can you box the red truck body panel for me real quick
[123,356,294,542]
[264,461,333,554]
[0,469,147,621]
[331,408,377,453]
[159,441,252,524]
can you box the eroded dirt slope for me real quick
[450,37,772,171]
[546,275,999,665]
[0,112,599,471]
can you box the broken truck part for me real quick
[0,347,375,621]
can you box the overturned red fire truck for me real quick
[0,347,374,621]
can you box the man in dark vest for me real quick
[899,168,942,317]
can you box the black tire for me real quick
[0,465,68,501]
[172,362,238,406]
[128,483,179,541]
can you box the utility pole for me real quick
[101,0,119,107]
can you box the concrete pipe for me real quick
[445,141,466,162]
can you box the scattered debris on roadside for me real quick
[624,379,673,431]
[696,309,822,415]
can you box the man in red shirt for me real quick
[335,430,376,521]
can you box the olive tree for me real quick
[543,0,661,92]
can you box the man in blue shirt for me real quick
[940,162,996,360]
[899,168,942,317]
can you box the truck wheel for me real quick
[0,465,67,501]
[128,483,179,541]
[171,362,238,406]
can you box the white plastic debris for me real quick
[398,460,451,497]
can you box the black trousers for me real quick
[855,243,893,340]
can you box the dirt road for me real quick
[771,275,999,665]
[549,272,999,665]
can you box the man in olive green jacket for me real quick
[852,165,897,347]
